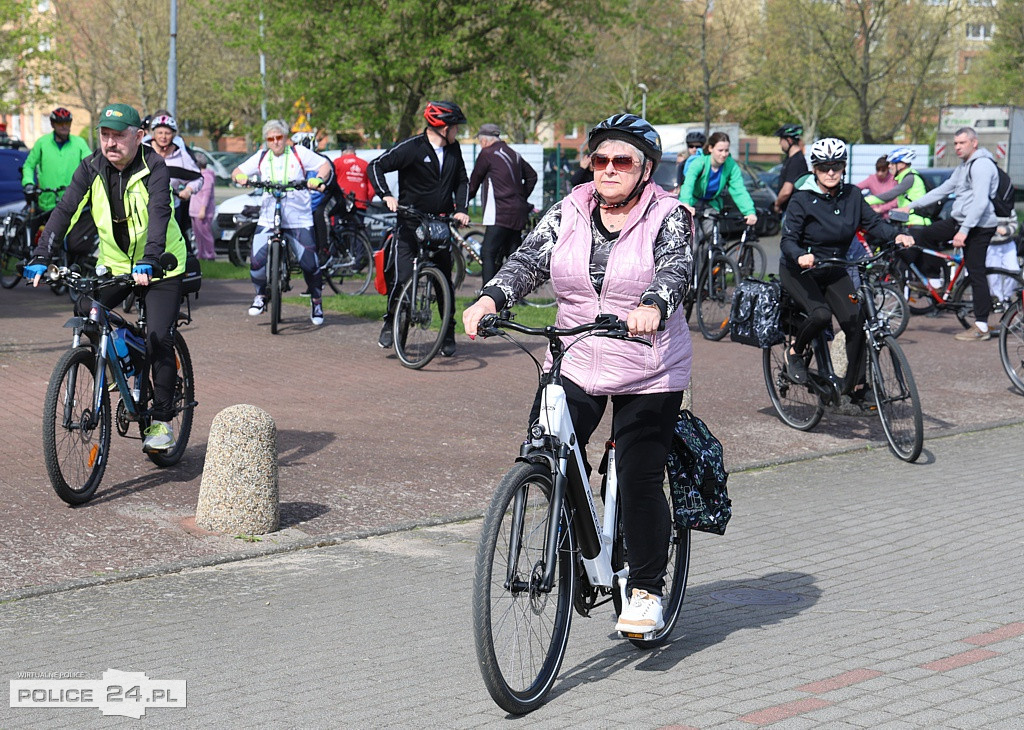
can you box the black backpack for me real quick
[968,158,1016,218]
[910,172,944,221]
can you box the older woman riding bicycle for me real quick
[464,114,693,635]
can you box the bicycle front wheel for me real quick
[269,238,283,334]
[324,229,374,296]
[951,267,1024,329]
[871,283,910,339]
[763,338,824,430]
[43,347,111,505]
[696,252,739,341]
[451,243,468,291]
[473,462,575,715]
[147,331,196,467]
[393,265,452,369]
[999,299,1024,394]
[726,240,767,280]
[0,223,26,289]
[868,335,923,462]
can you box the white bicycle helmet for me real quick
[886,147,916,165]
[290,131,316,149]
[809,137,848,165]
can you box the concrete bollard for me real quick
[195,404,279,535]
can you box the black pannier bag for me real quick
[730,275,784,348]
[666,409,732,535]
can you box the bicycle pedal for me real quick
[617,630,657,641]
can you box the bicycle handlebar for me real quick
[240,179,307,193]
[807,241,898,271]
[39,252,177,292]
[478,312,653,347]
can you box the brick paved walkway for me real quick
[1,276,1021,596]
[2,423,1021,727]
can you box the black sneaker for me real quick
[441,335,456,357]
[378,324,394,349]
[786,348,808,384]
[850,385,876,411]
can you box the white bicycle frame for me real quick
[536,381,630,605]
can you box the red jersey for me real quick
[332,153,376,210]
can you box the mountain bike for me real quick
[389,205,455,369]
[684,206,740,341]
[242,179,308,334]
[472,313,690,714]
[38,256,196,505]
[998,290,1024,395]
[322,193,375,296]
[724,223,767,280]
[763,243,923,462]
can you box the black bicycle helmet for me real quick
[587,114,663,171]
[775,123,803,140]
[423,101,467,128]
[50,107,73,124]
[685,130,706,147]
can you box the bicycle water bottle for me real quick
[111,328,135,378]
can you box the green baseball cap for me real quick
[97,103,142,131]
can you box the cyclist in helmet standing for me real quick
[464,114,694,636]
[368,101,471,356]
[863,148,931,227]
[780,138,914,404]
[146,114,202,245]
[772,124,807,215]
[21,108,91,234]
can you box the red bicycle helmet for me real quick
[50,108,73,124]
[423,101,467,128]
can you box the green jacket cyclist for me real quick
[678,131,757,241]
[862,148,931,227]
[26,102,187,454]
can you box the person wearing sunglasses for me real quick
[676,130,706,191]
[232,119,332,326]
[779,138,914,404]
[25,102,189,453]
[463,114,694,636]
[677,131,757,244]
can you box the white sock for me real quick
[976,321,990,333]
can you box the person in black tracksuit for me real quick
[779,137,914,402]
[367,101,471,356]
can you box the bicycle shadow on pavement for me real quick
[551,571,820,699]
[80,449,207,507]
[278,429,335,466]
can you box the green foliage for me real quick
[0,0,55,114]
[966,0,1024,106]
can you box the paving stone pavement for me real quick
[2,423,1022,728]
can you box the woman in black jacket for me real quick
[779,138,914,402]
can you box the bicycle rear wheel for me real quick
[522,279,556,308]
[43,347,111,505]
[696,252,739,341]
[871,283,910,338]
[950,267,1024,329]
[868,335,923,462]
[999,299,1024,394]
[0,220,27,289]
[393,265,451,369]
[463,231,484,277]
[763,339,824,430]
[269,238,283,334]
[473,462,575,715]
[146,331,196,467]
[613,500,691,649]
[451,243,467,291]
[324,229,374,295]
[726,239,767,280]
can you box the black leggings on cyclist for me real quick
[780,264,866,393]
[76,276,183,422]
[480,225,522,285]
[902,218,996,321]
[529,379,684,597]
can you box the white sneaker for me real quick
[248,295,266,316]
[615,589,664,634]
[142,420,175,452]
[310,301,324,326]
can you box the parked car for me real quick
[915,167,956,220]
[191,149,231,185]
[0,147,29,207]
[655,152,781,238]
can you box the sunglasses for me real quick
[815,162,845,173]
[591,154,639,172]
[687,144,701,149]
[265,135,284,142]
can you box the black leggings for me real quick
[780,265,865,392]
[76,276,183,422]
[531,379,684,596]
[480,225,521,285]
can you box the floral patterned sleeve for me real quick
[482,201,564,309]
[646,207,693,319]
